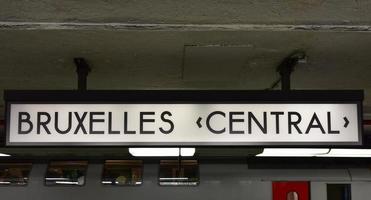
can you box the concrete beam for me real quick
[0,0,370,25]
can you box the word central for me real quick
[203,111,343,135]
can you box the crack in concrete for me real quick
[0,22,371,32]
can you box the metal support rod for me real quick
[74,58,91,91]
[277,51,306,92]
[280,63,291,91]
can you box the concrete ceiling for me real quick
[0,0,371,118]
[0,29,370,117]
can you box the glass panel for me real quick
[159,160,199,186]
[287,191,299,200]
[102,160,143,186]
[0,163,32,186]
[45,161,87,186]
[327,184,351,200]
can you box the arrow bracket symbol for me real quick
[343,117,349,128]
[196,117,202,128]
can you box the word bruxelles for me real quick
[16,110,343,135]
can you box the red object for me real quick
[272,181,310,200]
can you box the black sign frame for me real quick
[3,90,364,147]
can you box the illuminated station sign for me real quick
[4,90,363,146]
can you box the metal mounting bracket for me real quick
[277,51,306,91]
[74,58,91,92]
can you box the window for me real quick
[159,160,199,186]
[287,191,299,200]
[0,163,32,186]
[327,184,351,200]
[45,161,87,186]
[102,160,143,186]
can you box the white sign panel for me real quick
[6,103,361,146]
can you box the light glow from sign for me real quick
[0,153,11,157]
[257,148,371,157]
[129,148,195,157]
[317,149,371,157]
[256,148,330,157]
